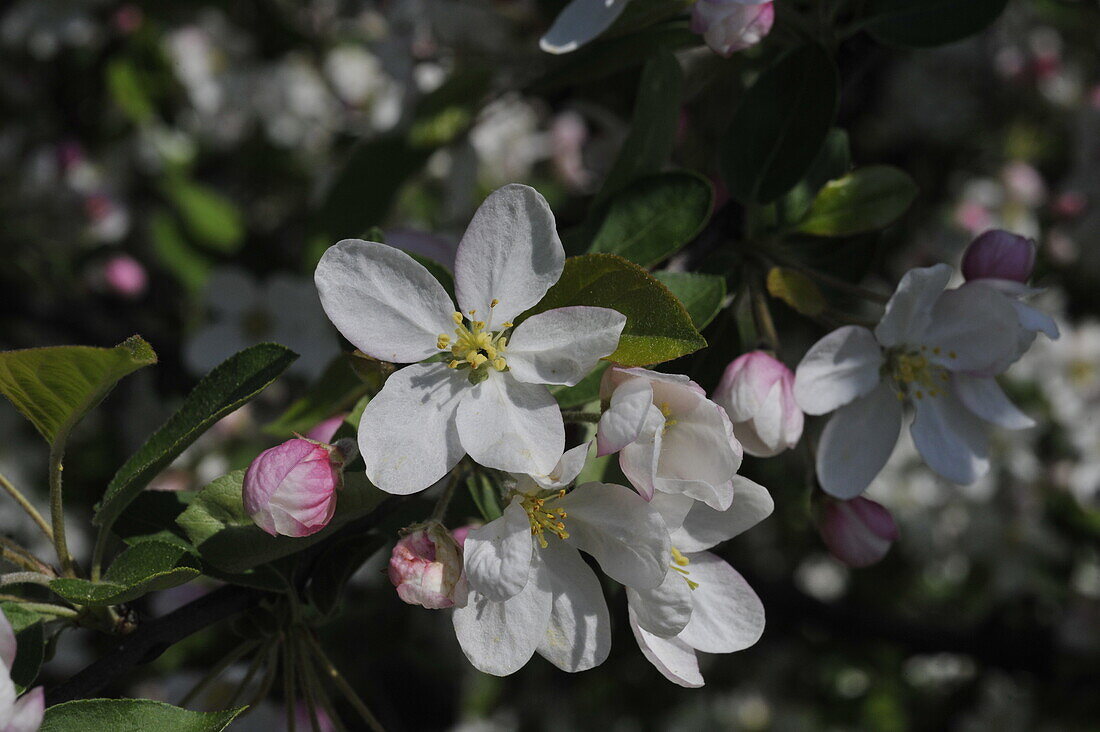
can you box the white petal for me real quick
[452,553,553,676]
[463,498,534,601]
[359,363,466,495]
[817,382,902,499]
[677,552,765,654]
[654,401,741,510]
[557,482,670,590]
[618,406,664,500]
[597,378,655,456]
[536,541,611,672]
[874,264,952,347]
[910,390,990,484]
[457,374,564,475]
[0,611,16,669]
[0,665,14,727]
[539,0,630,54]
[531,441,592,489]
[508,306,625,386]
[453,184,564,323]
[647,491,695,533]
[626,570,694,638]
[4,687,43,732]
[628,606,704,688]
[315,239,455,362]
[952,374,1034,429]
[1014,301,1059,339]
[794,326,884,415]
[921,284,1021,373]
[672,476,774,552]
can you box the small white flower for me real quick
[315,184,626,494]
[627,478,773,688]
[794,264,1042,498]
[597,367,744,510]
[454,477,671,676]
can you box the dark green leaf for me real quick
[162,179,245,253]
[466,471,503,523]
[652,271,727,330]
[1,603,44,693]
[766,267,827,316]
[176,471,387,573]
[797,166,918,236]
[49,540,200,607]
[41,699,245,732]
[779,128,852,225]
[524,254,706,366]
[0,336,156,446]
[866,0,1010,48]
[720,44,839,204]
[264,355,369,437]
[589,172,713,267]
[94,344,298,539]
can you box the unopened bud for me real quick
[817,496,898,568]
[243,438,343,538]
[714,351,803,457]
[690,0,775,58]
[388,524,465,609]
[961,230,1037,283]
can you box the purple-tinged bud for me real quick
[388,523,465,610]
[690,0,774,58]
[714,351,803,457]
[818,497,899,568]
[961,230,1037,283]
[243,438,345,538]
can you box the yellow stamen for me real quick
[490,298,500,308]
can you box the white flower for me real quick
[627,478,773,688]
[454,477,670,676]
[793,264,1035,498]
[315,184,626,494]
[597,367,743,510]
[0,611,44,732]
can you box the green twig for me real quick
[0,471,52,542]
[180,639,260,708]
[229,640,272,708]
[294,633,322,732]
[47,443,77,577]
[0,571,54,588]
[303,631,384,732]
[241,643,280,717]
[0,537,50,574]
[560,410,601,424]
[19,602,79,619]
[283,634,297,732]
[300,648,347,732]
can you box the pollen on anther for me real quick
[490,298,500,308]
[452,312,463,324]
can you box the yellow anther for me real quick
[502,321,514,329]
[496,336,508,349]
[491,358,507,371]
[448,360,461,369]
[671,547,690,567]
[949,351,957,359]
[468,353,488,369]
[436,334,452,350]
[452,311,463,324]
[490,298,500,308]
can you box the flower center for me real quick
[885,346,952,402]
[659,401,677,433]
[437,300,511,384]
[519,490,569,549]
[669,547,698,590]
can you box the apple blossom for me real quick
[962,229,1037,283]
[627,478,773,688]
[817,496,898,568]
[388,523,466,609]
[597,367,743,510]
[243,437,348,538]
[315,184,626,495]
[794,265,1033,498]
[0,612,44,732]
[690,0,775,57]
[714,351,803,457]
[454,474,670,675]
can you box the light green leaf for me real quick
[48,540,200,607]
[652,272,726,330]
[523,254,706,366]
[779,128,852,226]
[163,179,244,253]
[1,603,44,693]
[106,59,154,124]
[589,172,713,268]
[866,0,1010,48]
[797,166,918,236]
[0,336,156,446]
[176,471,387,573]
[766,267,826,317]
[41,699,245,732]
[264,355,369,437]
[94,344,298,541]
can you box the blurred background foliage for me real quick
[2,0,1100,729]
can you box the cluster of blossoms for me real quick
[240,181,1052,682]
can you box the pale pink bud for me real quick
[690,0,774,57]
[304,413,345,443]
[388,524,465,609]
[102,254,148,299]
[243,438,343,538]
[961,230,1037,283]
[714,351,803,457]
[818,497,898,568]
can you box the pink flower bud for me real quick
[304,413,345,443]
[243,438,343,537]
[961,230,1037,283]
[690,0,774,58]
[818,497,898,568]
[388,524,465,609]
[102,254,148,299]
[714,351,803,457]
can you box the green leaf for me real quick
[94,344,297,539]
[524,254,706,366]
[766,267,827,317]
[307,532,386,617]
[176,471,387,573]
[264,355,369,437]
[150,210,212,293]
[797,166,918,237]
[779,128,852,226]
[41,699,245,732]
[48,540,200,607]
[550,362,609,410]
[106,59,154,124]
[720,44,839,204]
[866,0,1010,48]
[466,471,503,523]
[589,172,713,268]
[1,603,44,693]
[598,51,683,202]
[0,336,157,446]
[652,272,726,330]
[163,179,245,253]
